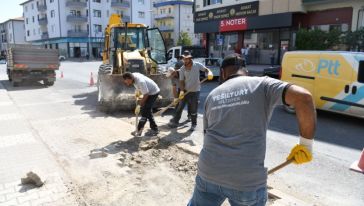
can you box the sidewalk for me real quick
[0,81,80,206]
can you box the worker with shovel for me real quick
[187,54,316,206]
[168,50,213,131]
[122,72,160,137]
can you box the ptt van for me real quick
[281,51,364,119]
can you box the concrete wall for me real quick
[304,0,364,31]
[195,0,304,14]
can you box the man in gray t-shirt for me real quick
[168,50,213,131]
[122,72,160,136]
[187,54,316,206]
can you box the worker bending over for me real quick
[122,72,160,136]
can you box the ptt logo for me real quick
[317,59,340,76]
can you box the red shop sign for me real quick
[219,18,248,32]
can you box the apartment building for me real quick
[0,18,27,56]
[194,0,364,64]
[21,0,152,58]
[153,0,198,48]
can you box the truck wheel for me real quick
[44,79,54,86]
[8,70,12,81]
[283,105,296,114]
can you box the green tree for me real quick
[343,28,364,51]
[177,32,192,46]
[295,28,344,50]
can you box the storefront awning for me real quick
[194,12,293,33]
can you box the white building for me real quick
[0,17,27,56]
[21,0,152,58]
[153,0,199,48]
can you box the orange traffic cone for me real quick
[60,71,64,78]
[89,72,95,87]
[350,148,364,173]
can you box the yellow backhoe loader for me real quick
[97,14,173,112]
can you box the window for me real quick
[26,18,29,24]
[25,6,28,12]
[51,10,55,18]
[359,61,364,83]
[203,0,222,6]
[94,24,102,32]
[93,0,101,3]
[70,10,81,16]
[93,10,101,17]
[32,16,35,22]
[138,0,144,4]
[51,25,55,32]
[27,30,30,36]
[50,0,54,2]
[174,49,180,58]
[138,11,145,18]
[168,8,171,14]
[33,29,36,35]
[31,3,34,9]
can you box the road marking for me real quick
[0,133,36,148]
[0,113,22,121]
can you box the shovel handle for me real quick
[154,78,208,116]
[268,159,293,175]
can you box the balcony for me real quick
[158,25,174,31]
[111,0,130,9]
[38,18,48,25]
[66,0,87,8]
[37,4,47,12]
[154,13,174,20]
[41,32,49,40]
[122,15,131,22]
[302,0,337,4]
[66,15,88,23]
[68,30,89,37]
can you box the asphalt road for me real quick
[1,61,363,205]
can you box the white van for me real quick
[166,46,207,66]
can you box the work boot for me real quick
[189,124,196,132]
[131,130,142,137]
[168,121,178,128]
[144,129,159,136]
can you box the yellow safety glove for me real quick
[179,91,185,100]
[286,136,313,164]
[207,69,214,81]
[172,98,179,106]
[134,105,141,115]
[135,90,142,99]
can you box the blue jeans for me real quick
[188,175,267,206]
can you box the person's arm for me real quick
[172,85,178,98]
[284,85,316,140]
[284,85,316,164]
[179,68,185,92]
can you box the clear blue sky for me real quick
[0,0,24,23]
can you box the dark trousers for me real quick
[176,89,191,118]
[172,91,199,125]
[138,93,159,131]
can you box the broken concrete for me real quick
[21,171,45,187]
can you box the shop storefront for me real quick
[33,37,104,59]
[195,1,294,65]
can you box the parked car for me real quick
[263,66,281,79]
[59,55,66,61]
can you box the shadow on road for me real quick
[93,128,192,158]
[269,106,364,150]
[0,80,48,91]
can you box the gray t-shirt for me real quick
[133,72,160,95]
[198,76,288,191]
[179,62,206,92]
